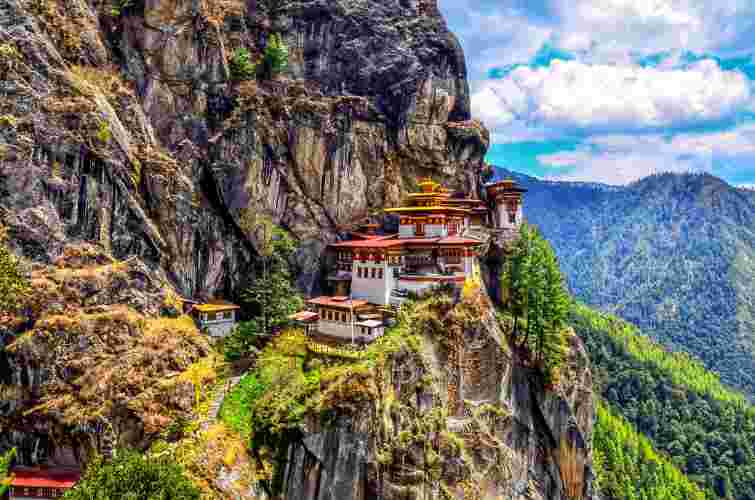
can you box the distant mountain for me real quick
[493,167,755,396]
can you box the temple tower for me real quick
[485,179,527,234]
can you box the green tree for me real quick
[225,226,303,361]
[502,224,569,382]
[229,48,257,80]
[63,450,200,500]
[0,226,29,314]
[261,33,288,79]
[0,448,15,495]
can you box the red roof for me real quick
[330,235,481,249]
[307,296,370,309]
[437,237,482,245]
[10,468,80,488]
[331,237,404,248]
[348,232,393,240]
[289,311,319,322]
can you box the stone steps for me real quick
[202,375,242,430]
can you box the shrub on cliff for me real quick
[63,450,200,500]
[261,33,288,79]
[0,226,30,315]
[0,448,15,495]
[229,48,257,80]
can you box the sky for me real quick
[439,0,755,186]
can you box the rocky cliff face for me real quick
[1,0,594,497]
[0,0,488,298]
[266,287,596,500]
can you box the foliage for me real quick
[0,115,18,128]
[225,226,303,361]
[501,223,569,382]
[261,34,288,79]
[62,450,200,500]
[0,226,30,315]
[572,304,755,499]
[108,0,132,16]
[504,168,755,396]
[229,48,257,81]
[0,448,15,496]
[593,401,711,500]
[220,328,375,493]
[96,120,111,143]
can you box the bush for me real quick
[0,227,30,314]
[62,450,200,500]
[261,33,288,79]
[0,448,15,496]
[229,48,257,81]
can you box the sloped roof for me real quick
[288,311,319,322]
[10,468,80,488]
[193,301,240,313]
[307,296,370,309]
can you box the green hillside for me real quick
[495,168,755,397]
[571,303,755,499]
[593,401,710,500]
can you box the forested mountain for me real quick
[494,168,755,396]
[572,303,755,499]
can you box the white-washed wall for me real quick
[424,224,447,237]
[399,224,415,238]
[318,320,361,340]
[351,261,389,305]
[206,321,236,338]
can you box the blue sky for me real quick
[439,0,755,187]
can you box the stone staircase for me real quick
[202,375,242,431]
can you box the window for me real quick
[378,268,383,279]
[393,267,400,278]
[509,212,516,224]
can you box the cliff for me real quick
[0,0,596,497]
[0,0,488,298]
[222,284,596,500]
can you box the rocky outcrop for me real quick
[0,243,211,467]
[273,287,595,500]
[0,0,488,298]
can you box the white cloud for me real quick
[439,2,552,79]
[552,0,755,61]
[535,126,755,185]
[472,59,752,136]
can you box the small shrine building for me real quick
[190,301,240,338]
[7,467,80,500]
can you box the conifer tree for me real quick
[501,223,569,381]
[262,33,288,78]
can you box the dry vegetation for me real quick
[2,243,212,449]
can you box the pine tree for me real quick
[501,224,569,382]
[262,33,288,78]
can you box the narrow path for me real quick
[202,375,243,430]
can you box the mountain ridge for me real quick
[492,165,755,397]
